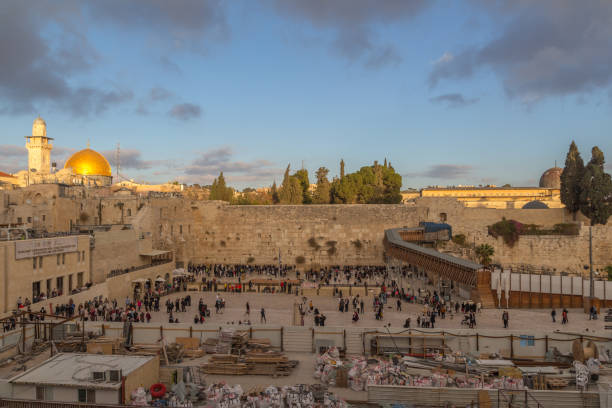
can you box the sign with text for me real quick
[15,236,78,259]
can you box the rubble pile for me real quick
[314,348,526,391]
[204,382,347,408]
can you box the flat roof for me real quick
[385,228,482,271]
[422,187,555,191]
[10,353,154,389]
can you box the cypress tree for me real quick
[314,167,331,204]
[579,147,612,225]
[340,159,345,179]
[560,141,584,216]
[271,181,280,204]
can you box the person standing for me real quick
[562,308,568,324]
[246,302,250,316]
[551,309,556,322]
[396,299,402,312]
[502,310,509,328]
[260,308,266,323]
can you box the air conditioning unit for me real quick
[92,371,106,382]
[107,369,122,382]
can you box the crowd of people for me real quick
[188,263,295,278]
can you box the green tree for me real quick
[279,164,303,204]
[579,147,612,225]
[270,181,280,204]
[560,141,585,217]
[475,244,495,266]
[209,171,234,202]
[293,168,312,204]
[330,160,402,204]
[313,167,331,204]
[340,159,345,179]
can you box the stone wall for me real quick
[133,197,611,275]
[2,185,611,276]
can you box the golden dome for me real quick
[64,148,112,177]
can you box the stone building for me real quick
[12,117,113,187]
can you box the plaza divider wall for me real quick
[83,322,611,359]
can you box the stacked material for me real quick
[201,352,298,376]
[165,343,185,363]
[175,338,204,359]
[203,338,223,354]
[217,328,249,354]
[246,338,272,352]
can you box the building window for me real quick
[36,386,45,401]
[62,253,65,264]
[180,225,183,234]
[57,254,60,265]
[39,257,43,268]
[188,225,191,234]
[27,217,32,223]
[78,389,95,403]
[42,215,46,222]
[159,225,162,236]
[32,281,41,299]
[519,335,535,347]
[127,209,132,217]
[17,217,22,224]
[77,252,81,262]
[69,274,73,292]
[33,258,37,269]
[56,276,63,293]
[82,251,85,262]
[46,279,52,295]
[77,272,84,288]
[171,225,174,236]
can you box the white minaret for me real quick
[25,117,53,174]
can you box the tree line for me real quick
[208,159,403,205]
[561,142,612,225]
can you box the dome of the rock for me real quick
[64,148,112,177]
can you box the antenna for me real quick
[115,143,121,179]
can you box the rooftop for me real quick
[9,353,154,389]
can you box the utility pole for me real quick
[115,142,121,180]
[589,225,594,304]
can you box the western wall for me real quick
[137,196,611,275]
[2,186,611,276]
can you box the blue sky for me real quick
[1,0,611,189]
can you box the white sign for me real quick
[15,236,78,260]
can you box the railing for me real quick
[498,389,543,408]
[106,259,172,279]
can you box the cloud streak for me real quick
[405,164,474,179]
[429,1,612,104]
[429,93,479,108]
[0,1,227,116]
[266,0,429,69]
[182,146,281,185]
[168,103,202,120]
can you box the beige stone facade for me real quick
[0,183,610,314]
[0,235,91,313]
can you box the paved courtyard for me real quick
[146,290,607,334]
